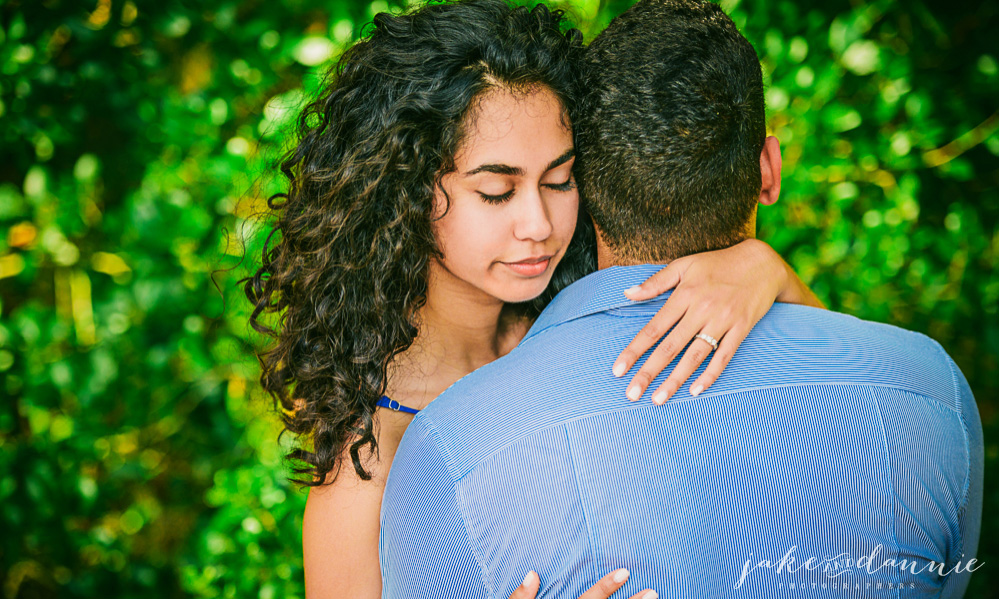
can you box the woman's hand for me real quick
[612,238,825,404]
[509,569,657,599]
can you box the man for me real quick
[379,1,984,597]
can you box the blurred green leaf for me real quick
[1,1,996,597]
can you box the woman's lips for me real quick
[502,255,553,277]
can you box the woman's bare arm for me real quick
[302,449,392,599]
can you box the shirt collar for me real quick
[524,264,671,342]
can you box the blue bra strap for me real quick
[376,395,421,415]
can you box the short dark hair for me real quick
[577,0,767,262]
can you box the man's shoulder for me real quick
[411,302,963,477]
[413,341,541,431]
[762,302,940,348]
[742,302,960,404]
[770,303,950,359]
[407,316,614,479]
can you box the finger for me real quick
[613,296,688,379]
[578,568,630,599]
[625,317,704,403]
[508,571,540,599]
[688,323,750,394]
[622,261,685,302]
[628,592,658,599]
[650,329,723,404]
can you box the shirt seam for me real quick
[443,381,962,480]
[602,309,662,320]
[517,319,955,412]
[871,389,904,599]
[563,425,598,588]
[930,338,970,566]
[420,417,497,597]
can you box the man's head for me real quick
[577,0,781,264]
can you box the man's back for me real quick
[380,264,983,598]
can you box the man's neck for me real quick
[593,213,757,269]
[594,225,670,269]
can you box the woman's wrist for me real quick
[738,238,788,301]
[744,238,825,309]
[777,261,826,309]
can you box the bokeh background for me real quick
[1,0,996,597]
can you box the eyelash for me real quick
[478,178,577,204]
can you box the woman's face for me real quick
[431,85,579,304]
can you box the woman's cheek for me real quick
[436,196,494,256]
[556,194,580,243]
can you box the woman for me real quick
[242,1,823,597]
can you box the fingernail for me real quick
[642,592,658,599]
[624,286,641,296]
[613,568,629,583]
[652,391,668,404]
[627,384,642,401]
[691,384,703,397]
[613,362,626,377]
[522,571,536,588]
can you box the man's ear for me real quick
[759,135,782,206]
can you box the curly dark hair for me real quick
[240,0,593,486]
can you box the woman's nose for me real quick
[512,188,553,241]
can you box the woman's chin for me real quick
[490,277,554,304]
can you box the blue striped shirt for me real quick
[380,264,983,598]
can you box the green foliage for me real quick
[0,0,996,597]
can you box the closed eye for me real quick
[478,176,575,203]
[544,178,576,192]
[478,189,515,204]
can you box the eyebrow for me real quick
[464,148,575,177]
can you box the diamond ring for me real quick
[694,332,719,351]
